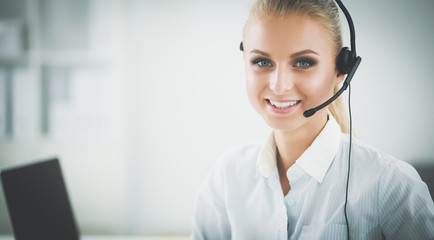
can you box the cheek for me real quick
[245,69,268,109]
[298,68,336,103]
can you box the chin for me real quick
[263,116,303,132]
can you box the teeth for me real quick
[269,100,298,108]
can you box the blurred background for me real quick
[0,0,433,236]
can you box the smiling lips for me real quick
[266,99,301,114]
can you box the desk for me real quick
[0,236,189,240]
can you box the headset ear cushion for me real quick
[337,47,352,74]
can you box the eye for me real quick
[252,58,273,68]
[294,59,316,69]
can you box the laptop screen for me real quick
[1,158,79,240]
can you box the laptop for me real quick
[1,158,80,240]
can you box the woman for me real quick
[191,0,434,239]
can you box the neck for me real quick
[274,111,328,172]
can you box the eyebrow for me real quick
[249,49,319,58]
[291,49,319,58]
[250,49,271,57]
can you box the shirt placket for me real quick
[285,168,304,239]
[267,173,289,240]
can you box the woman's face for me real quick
[243,14,344,132]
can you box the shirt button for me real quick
[286,198,295,207]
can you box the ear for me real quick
[335,70,346,85]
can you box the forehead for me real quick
[243,14,334,57]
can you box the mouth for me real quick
[265,99,301,114]
[267,99,301,108]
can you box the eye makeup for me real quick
[248,47,320,70]
[251,58,273,68]
[292,57,317,69]
[250,56,317,70]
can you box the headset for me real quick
[239,0,361,239]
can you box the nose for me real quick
[269,65,293,95]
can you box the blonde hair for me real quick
[245,0,350,133]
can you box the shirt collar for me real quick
[256,114,342,183]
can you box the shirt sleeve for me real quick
[190,158,231,240]
[378,160,434,239]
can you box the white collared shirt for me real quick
[191,116,434,239]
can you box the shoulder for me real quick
[340,134,394,162]
[198,142,263,197]
[339,134,426,199]
[214,142,262,174]
[339,136,434,238]
[340,134,417,176]
[337,134,425,202]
